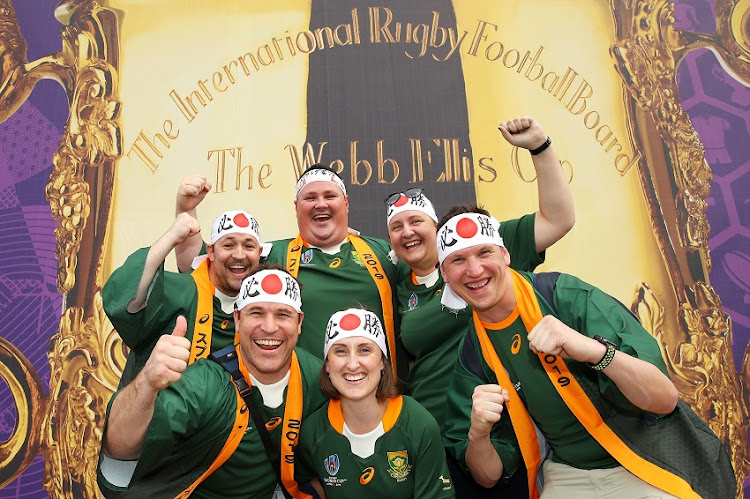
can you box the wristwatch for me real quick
[589,335,617,371]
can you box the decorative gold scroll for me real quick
[0,0,747,497]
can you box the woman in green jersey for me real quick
[299,308,455,499]
[385,116,575,497]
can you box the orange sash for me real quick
[189,259,215,364]
[238,350,311,499]
[327,395,403,434]
[285,234,398,377]
[175,389,249,498]
[472,269,699,499]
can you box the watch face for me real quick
[594,335,617,348]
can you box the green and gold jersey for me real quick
[103,247,236,386]
[399,214,542,429]
[265,235,409,361]
[299,396,454,499]
[443,272,670,477]
[97,348,326,499]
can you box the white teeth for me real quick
[466,279,489,290]
[344,373,365,381]
[405,241,420,248]
[255,339,282,347]
[313,214,330,220]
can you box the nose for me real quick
[402,224,414,238]
[261,313,277,333]
[231,245,244,260]
[465,256,482,277]
[346,352,360,370]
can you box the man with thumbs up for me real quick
[103,175,267,385]
[98,267,326,498]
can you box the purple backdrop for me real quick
[0,0,747,497]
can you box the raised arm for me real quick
[102,317,191,459]
[126,212,200,313]
[174,175,212,273]
[498,116,575,253]
[527,315,678,414]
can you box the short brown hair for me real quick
[319,353,400,403]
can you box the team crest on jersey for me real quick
[301,248,314,264]
[387,450,412,482]
[325,454,340,475]
[323,454,347,487]
[408,293,418,311]
[351,252,365,267]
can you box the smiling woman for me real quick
[298,308,455,498]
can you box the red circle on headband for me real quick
[456,218,478,238]
[233,213,250,228]
[261,274,283,294]
[394,194,408,207]
[340,313,361,331]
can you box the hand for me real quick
[165,212,201,247]
[176,175,212,213]
[497,116,548,151]
[526,315,607,364]
[469,384,510,441]
[140,316,191,393]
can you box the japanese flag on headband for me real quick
[385,191,438,225]
[191,210,270,269]
[295,168,347,197]
[436,212,505,311]
[324,308,388,358]
[236,269,302,312]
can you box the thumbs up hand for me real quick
[141,316,192,392]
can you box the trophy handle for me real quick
[0,337,47,488]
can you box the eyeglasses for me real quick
[384,187,424,206]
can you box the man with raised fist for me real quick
[103,175,265,384]
[98,267,326,498]
[438,205,735,499]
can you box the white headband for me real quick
[324,308,387,358]
[236,269,302,313]
[437,212,505,311]
[211,210,261,245]
[295,168,347,197]
[385,190,438,225]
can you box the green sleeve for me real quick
[551,273,670,411]
[443,335,523,482]
[102,247,170,352]
[408,399,455,498]
[498,213,544,272]
[98,362,236,496]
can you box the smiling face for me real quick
[388,210,438,275]
[234,302,303,384]
[206,233,261,296]
[295,182,349,247]
[325,337,385,403]
[440,243,515,323]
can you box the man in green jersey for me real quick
[438,206,735,499]
[175,167,409,377]
[98,267,327,498]
[103,185,265,383]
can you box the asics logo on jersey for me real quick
[511,333,522,354]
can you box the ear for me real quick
[297,311,304,335]
[324,359,330,375]
[206,244,216,261]
[344,195,349,209]
[233,309,240,323]
[501,246,511,266]
[439,262,449,283]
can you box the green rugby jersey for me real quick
[103,247,236,386]
[299,396,454,499]
[265,235,409,360]
[98,348,326,498]
[399,214,542,429]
